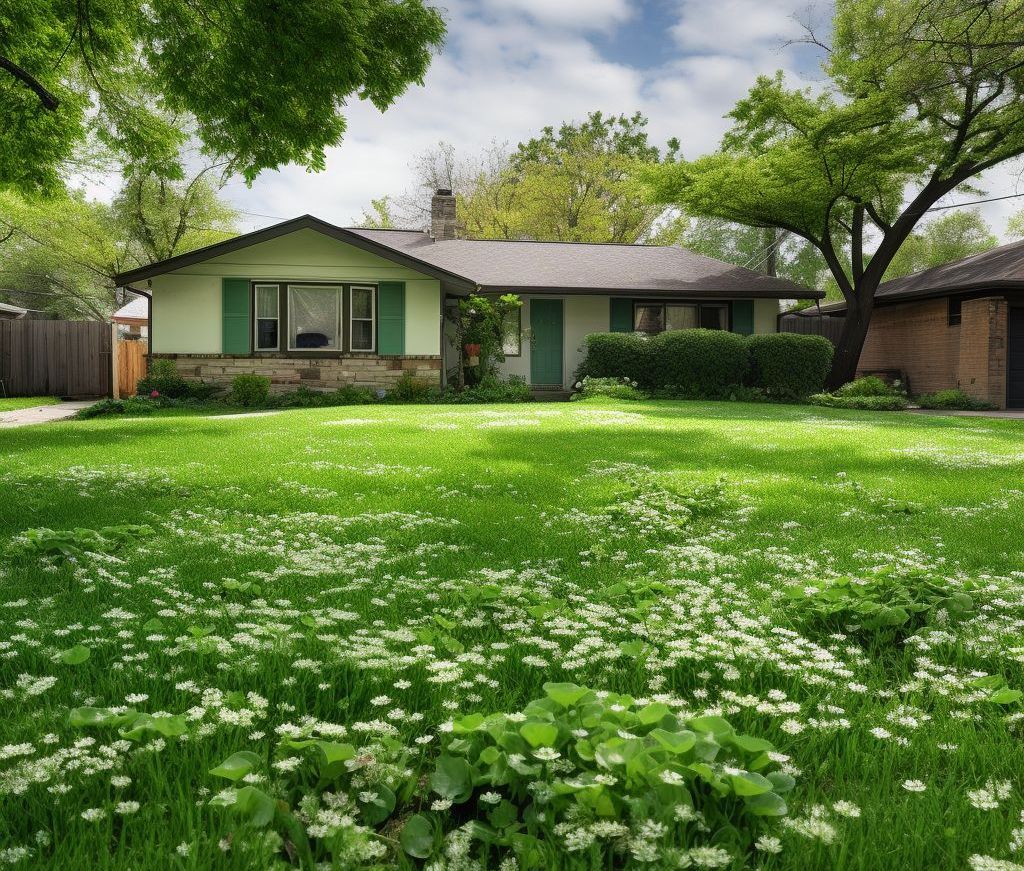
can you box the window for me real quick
[502,308,522,356]
[350,286,376,351]
[949,297,962,326]
[288,285,341,350]
[634,302,729,334]
[254,284,279,350]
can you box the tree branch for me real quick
[0,55,59,110]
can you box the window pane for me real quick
[257,319,278,349]
[351,319,373,351]
[700,305,727,330]
[289,286,339,349]
[665,304,698,331]
[351,287,373,319]
[502,309,521,355]
[634,304,664,333]
[256,285,278,318]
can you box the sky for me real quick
[208,0,1024,239]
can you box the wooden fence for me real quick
[778,312,845,345]
[115,339,147,397]
[0,319,112,398]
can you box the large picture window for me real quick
[502,308,522,356]
[288,285,341,350]
[254,284,279,350]
[350,286,376,352]
[634,302,728,334]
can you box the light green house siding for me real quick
[149,228,442,355]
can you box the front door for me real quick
[530,299,564,387]
[1008,308,1024,408]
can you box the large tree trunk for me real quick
[826,289,876,391]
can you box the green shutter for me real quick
[732,300,754,335]
[378,281,405,355]
[222,278,250,354]
[610,297,633,332]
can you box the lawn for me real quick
[2,399,1024,870]
[0,396,58,413]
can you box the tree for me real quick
[647,0,1024,389]
[884,210,997,279]
[447,293,522,387]
[355,197,397,230]
[0,0,445,193]
[0,162,238,318]
[359,112,676,243]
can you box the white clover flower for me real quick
[755,834,783,853]
[902,779,927,793]
[115,801,140,815]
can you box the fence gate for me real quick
[115,339,147,397]
[0,320,112,397]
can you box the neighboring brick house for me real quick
[785,242,1024,409]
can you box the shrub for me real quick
[916,388,994,410]
[576,332,652,386]
[747,333,833,400]
[387,372,435,403]
[835,375,902,397]
[651,329,749,398]
[438,375,531,404]
[808,392,909,410]
[275,385,377,407]
[230,374,271,407]
[570,375,644,401]
[137,359,220,400]
[77,396,161,418]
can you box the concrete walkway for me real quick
[909,408,1024,419]
[0,400,96,428]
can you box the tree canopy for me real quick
[646,0,1024,387]
[884,210,998,280]
[0,0,446,193]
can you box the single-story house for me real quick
[111,296,149,339]
[787,241,1024,408]
[113,190,822,393]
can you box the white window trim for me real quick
[349,285,377,353]
[254,283,280,351]
[287,284,343,352]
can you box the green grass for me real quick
[0,395,58,412]
[2,399,1024,870]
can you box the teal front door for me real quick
[530,299,564,386]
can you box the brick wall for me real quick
[957,297,1007,407]
[152,353,442,393]
[857,298,959,394]
[856,296,1008,408]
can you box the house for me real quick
[787,241,1024,409]
[111,296,149,339]
[113,190,822,393]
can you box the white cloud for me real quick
[480,0,634,30]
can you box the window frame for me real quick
[632,300,732,334]
[502,307,522,357]
[948,297,963,326]
[253,283,281,351]
[348,285,377,353]
[286,283,343,352]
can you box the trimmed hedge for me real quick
[809,393,909,411]
[653,329,749,397]
[747,333,834,400]
[577,329,833,400]
[915,388,993,410]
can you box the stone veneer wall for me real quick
[153,353,442,392]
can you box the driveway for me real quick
[0,400,95,428]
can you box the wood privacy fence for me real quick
[116,339,147,396]
[0,319,113,397]
[778,312,845,345]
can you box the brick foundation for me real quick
[152,353,442,393]
[856,296,1009,408]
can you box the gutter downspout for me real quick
[123,284,153,362]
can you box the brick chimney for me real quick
[430,188,457,241]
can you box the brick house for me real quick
[786,242,1024,409]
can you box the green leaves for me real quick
[210,751,260,782]
[543,682,589,708]
[59,644,90,665]
[400,813,435,859]
[210,785,275,828]
[358,785,396,825]
[430,755,474,803]
[649,728,697,755]
[519,721,558,748]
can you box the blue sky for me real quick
[214,0,1023,239]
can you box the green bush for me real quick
[576,332,652,386]
[808,392,909,410]
[437,375,531,404]
[747,333,833,400]
[230,374,271,407]
[651,329,750,398]
[835,375,901,397]
[387,372,435,403]
[570,375,644,401]
[77,396,161,418]
[916,388,994,410]
[276,385,377,407]
[137,359,220,400]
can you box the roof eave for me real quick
[476,284,823,299]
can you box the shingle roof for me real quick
[113,214,821,299]
[112,296,148,322]
[813,239,1024,313]
[347,228,819,298]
